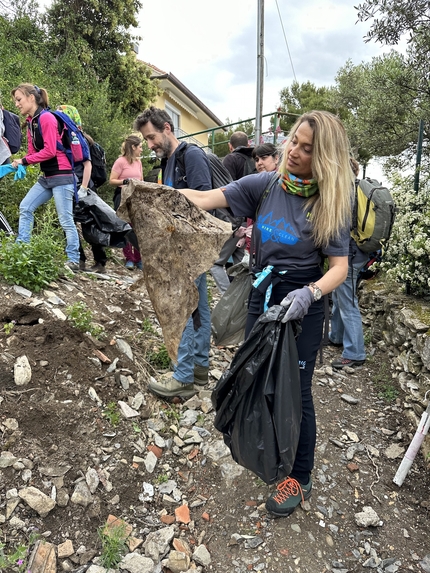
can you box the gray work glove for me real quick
[280,286,314,323]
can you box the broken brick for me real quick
[103,514,132,538]
[147,444,163,458]
[347,462,359,473]
[173,537,192,556]
[188,448,199,460]
[93,349,111,363]
[160,514,176,525]
[175,504,191,524]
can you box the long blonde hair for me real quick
[279,110,354,247]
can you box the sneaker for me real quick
[327,338,343,348]
[194,364,209,386]
[148,374,197,400]
[125,260,134,270]
[79,260,86,271]
[136,261,143,270]
[65,261,80,272]
[331,358,365,369]
[89,263,106,273]
[265,476,312,517]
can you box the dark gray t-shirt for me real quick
[223,172,350,271]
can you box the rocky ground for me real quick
[0,256,429,573]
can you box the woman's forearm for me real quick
[314,256,348,295]
[179,188,229,211]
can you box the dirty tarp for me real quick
[117,180,232,361]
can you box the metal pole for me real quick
[413,119,424,193]
[255,0,264,145]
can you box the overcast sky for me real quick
[137,0,401,128]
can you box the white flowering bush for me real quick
[382,173,430,296]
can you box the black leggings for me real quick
[246,270,324,483]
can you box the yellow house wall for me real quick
[153,93,210,146]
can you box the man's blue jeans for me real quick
[174,273,211,384]
[330,259,366,361]
[17,180,80,263]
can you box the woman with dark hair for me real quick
[179,110,353,518]
[252,142,280,173]
[11,83,81,270]
[109,135,143,269]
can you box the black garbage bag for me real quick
[211,305,302,484]
[74,188,132,247]
[211,259,252,346]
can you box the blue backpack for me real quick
[38,109,91,200]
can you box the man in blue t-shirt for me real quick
[134,107,212,399]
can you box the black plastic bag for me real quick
[212,305,302,484]
[211,259,252,346]
[74,188,131,247]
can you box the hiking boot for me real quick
[331,358,365,369]
[125,260,134,270]
[265,476,312,517]
[194,364,209,386]
[327,338,343,348]
[65,261,80,272]
[148,374,197,400]
[79,260,86,271]
[89,263,106,273]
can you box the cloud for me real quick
[138,0,403,124]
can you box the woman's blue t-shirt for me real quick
[223,172,350,271]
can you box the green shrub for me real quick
[0,229,66,293]
[146,344,170,369]
[66,301,105,338]
[382,173,430,296]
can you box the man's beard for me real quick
[154,135,173,159]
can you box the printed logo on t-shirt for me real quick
[256,211,300,245]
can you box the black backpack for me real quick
[242,154,258,176]
[3,109,22,154]
[90,141,107,188]
[175,143,244,229]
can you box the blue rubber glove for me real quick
[15,164,27,180]
[280,286,314,323]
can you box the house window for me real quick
[165,103,181,136]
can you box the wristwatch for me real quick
[307,282,323,301]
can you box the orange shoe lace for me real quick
[273,477,305,504]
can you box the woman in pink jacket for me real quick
[11,83,81,270]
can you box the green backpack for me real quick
[351,177,396,253]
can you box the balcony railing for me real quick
[174,128,204,148]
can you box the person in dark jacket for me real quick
[11,84,84,270]
[58,105,108,273]
[222,131,256,180]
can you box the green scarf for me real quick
[279,172,319,198]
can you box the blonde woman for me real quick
[179,110,354,518]
[110,135,143,269]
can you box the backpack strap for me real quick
[250,172,280,270]
[174,142,191,184]
[39,109,79,202]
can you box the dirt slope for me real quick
[0,260,429,573]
